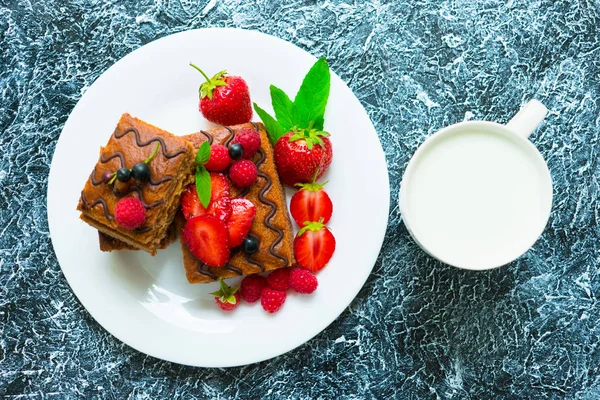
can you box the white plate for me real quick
[47,28,389,367]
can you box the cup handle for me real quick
[506,99,548,139]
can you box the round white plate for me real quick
[48,28,389,367]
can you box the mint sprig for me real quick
[195,141,212,208]
[253,57,331,144]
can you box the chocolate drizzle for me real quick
[114,186,164,209]
[224,264,243,275]
[80,191,113,220]
[114,127,188,159]
[196,263,218,279]
[255,149,289,266]
[224,126,236,146]
[200,130,214,145]
[101,151,126,166]
[134,226,152,233]
[244,253,265,272]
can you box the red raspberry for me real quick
[266,268,290,291]
[114,197,146,230]
[204,144,231,172]
[229,160,258,188]
[215,292,240,311]
[289,268,318,294]
[261,288,286,313]
[232,128,261,159]
[240,275,267,303]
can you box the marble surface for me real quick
[1,0,600,398]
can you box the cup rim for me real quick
[399,120,553,271]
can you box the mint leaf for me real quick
[294,57,330,130]
[195,165,211,208]
[196,141,211,165]
[253,103,286,144]
[270,85,296,131]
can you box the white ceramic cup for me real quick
[399,100,552,270]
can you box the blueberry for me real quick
[242,235,259,254]
[131,162,151,182]
[228,143,244,161]
[101,170,114,184]
[116,167,131,182]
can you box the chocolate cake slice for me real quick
[77,113,195,255]
[178,122,296,283]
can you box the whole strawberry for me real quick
[210,279,241,311]
[274,127,332,187]
[190,63,252,126]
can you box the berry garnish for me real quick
[290,172,333,226]
[228,143,244,161]
[181,174,230,220]
[227,198,256,247]
[293,219,336,272]
[183,215,230,267]
[274,127,332,187]
[204,144,231,172]
[116,167,131,182]
[289,268,318,294]
[242,234,259,254]
[229,160,258,188]
[261,288,286,313]
[231,128,261,159]
[240,275,267,303]
[189,63,252,126]
[266,268,290,291]
[114,197,146,230]
[131,162,151,182]
[210,279,240,311]
[101,170,114,184]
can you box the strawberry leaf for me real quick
[254,102,286,144]
[196,141,211,165]
[195,165,211,208]
[294,57,330,130]
[270,85,296,131]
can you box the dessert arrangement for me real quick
[77,58,337,314]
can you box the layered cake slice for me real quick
[178,122,295,283]
[77,113,195,255]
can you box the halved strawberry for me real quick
[181,184,207,220]
[210,173,230,200]
[290,178,333,226]
[183,215,230,267]
[227,198,256,247]
[293,219,336,272]
[207,197,231,222]
[181,173,231,220]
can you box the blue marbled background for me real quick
[2,0,599,398]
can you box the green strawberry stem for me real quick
[189,63,227,100]
[209,278,239,304]
[189,63,211,82]
[298,218,326,236]
[144,143,160,164]
[288,122,330,150]
[295,169,327,191]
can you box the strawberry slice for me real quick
[181,184,207,220]
[227,198,256,247]
[183,215,230,267]
[207,197,232,222]
[293,219,336,272]
[290,179,333,226]
[181,173,231,220]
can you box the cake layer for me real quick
[179,122,296,283]
[77,113,195,255]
